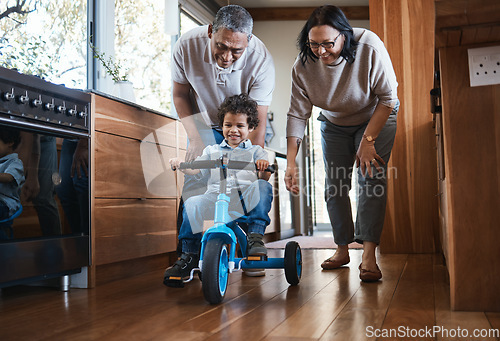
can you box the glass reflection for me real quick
[0,126,89,241]
[19,133,62,236]
[0,126,24,239]
[55,138,89,235]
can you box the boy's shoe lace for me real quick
[163,253,199,286]
[247,233,267,256]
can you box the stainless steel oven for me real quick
[0,67,91,290]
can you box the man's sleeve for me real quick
[171,38,189,85]
[248,53,275,106]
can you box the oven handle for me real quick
[0,117,90,138]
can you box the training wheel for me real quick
[284,241,302,285]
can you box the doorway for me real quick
[307,108,359,237]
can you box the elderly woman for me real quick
[285,5,399,282]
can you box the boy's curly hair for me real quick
[217,93,260,129]
[0,127,21,150]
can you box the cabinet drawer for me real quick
[95,132,178,198]
[94,198,177,265]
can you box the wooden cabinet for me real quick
[369,0,440,254]
[438,44,500,311]
[370,0,500,311]
[89,94,184,286]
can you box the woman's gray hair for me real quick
[212,5,253,41]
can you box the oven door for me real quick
[0,121,90,288]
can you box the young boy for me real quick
[164,94,273,285]
[0,127,25,239]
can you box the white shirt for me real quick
[172,25,275,129]
[196,139,268,194]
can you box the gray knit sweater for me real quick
[286,28,398,138]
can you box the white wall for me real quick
[252,20,370,154]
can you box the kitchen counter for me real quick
[87,89,178,121]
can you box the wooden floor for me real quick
[1,249,499,341]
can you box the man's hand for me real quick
[71,140,89,178]
[185,139,205,162]
[21,170,40,202]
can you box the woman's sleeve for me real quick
[286,62,313,139]
[369,44,399,109]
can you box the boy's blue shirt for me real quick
[195,139,269,194]
[0,153,25,215]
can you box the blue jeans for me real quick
[320,105,398,245]
[33,136,62,236]
[179,179,273,254]
[55,139,89,234]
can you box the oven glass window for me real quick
[0,0,87,89]
[0,125,89,241]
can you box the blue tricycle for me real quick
[174,157,302,304]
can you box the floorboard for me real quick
[1,249,498,341]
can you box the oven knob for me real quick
[31,98,43,108]
[55,105,66,114]
[2,91,14,101]
[16,93,29,105]
[44,102,55,111]
[78,111,87,119]
[67,108,77,116]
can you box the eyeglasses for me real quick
[306,33,341,50]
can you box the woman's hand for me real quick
[356,140,385,178]
[285,161,300,195]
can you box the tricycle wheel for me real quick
[284,241,302,285]
[202,238,229,304]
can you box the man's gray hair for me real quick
[212,5,253,40]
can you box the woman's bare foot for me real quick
[361,241,378,272]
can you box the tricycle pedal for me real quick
[246,255,268,261]
[163,277,185,288]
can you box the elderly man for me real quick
[165,5,275,283]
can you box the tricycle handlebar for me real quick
[176,159,276,173]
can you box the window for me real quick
[0,0,87,89]
[114,0,173,113]
[0,0,210,116]
[180,10,202,36]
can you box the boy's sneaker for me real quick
[163,253,199,287]
[247,233,267,256]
